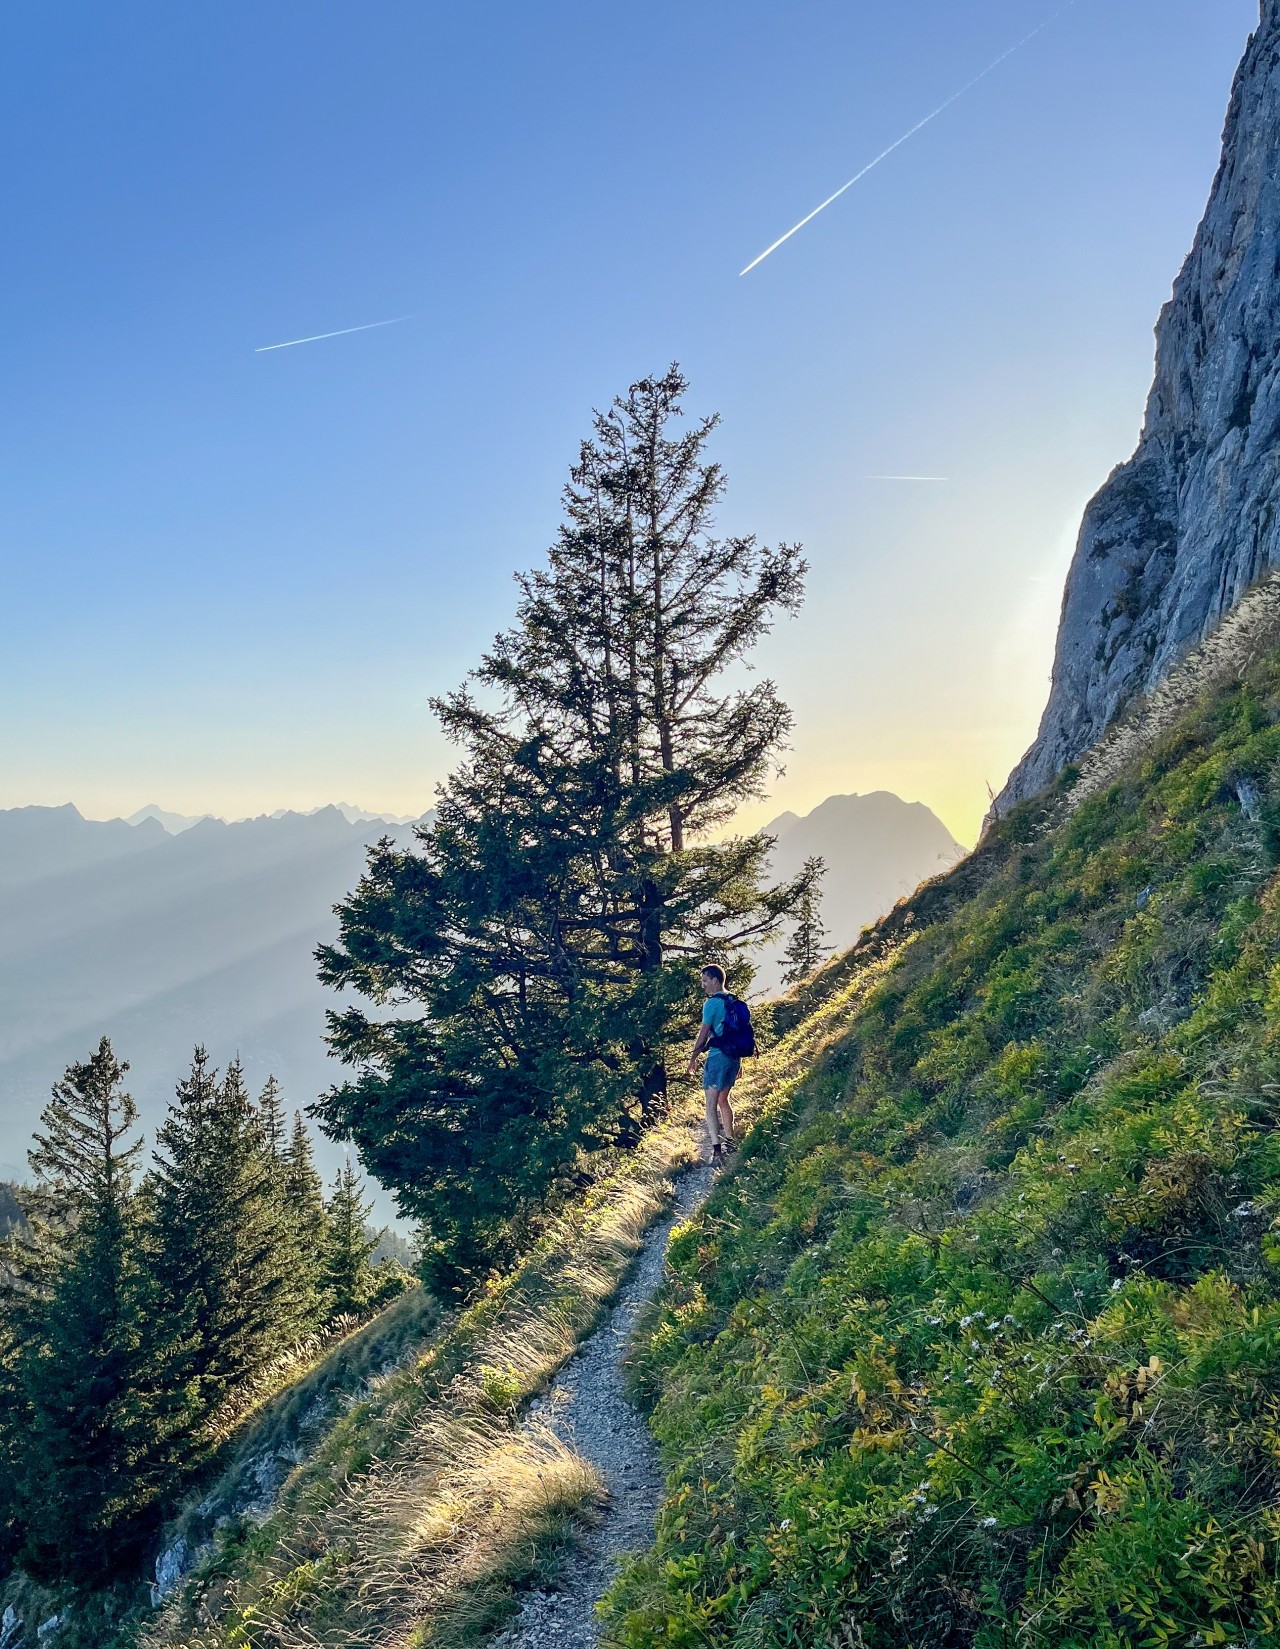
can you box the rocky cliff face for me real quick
[1001,1,1280,807]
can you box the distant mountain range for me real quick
[0,793,963,1189]
[0,804,429,1204]
[754,793,966,991]
[125,801,422,834]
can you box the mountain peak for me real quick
[126,804,213,835]
[756,791,965,991]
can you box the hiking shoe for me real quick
[711,1144,724,1168]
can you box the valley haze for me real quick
[0,791,955,1191]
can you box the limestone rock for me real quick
[151,1537,191,1607]
[1001,1,1280,807]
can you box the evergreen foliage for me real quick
[316,367,810,1286]
[0,1043,397,1613]
[255,1074,287,1160]
[323,1158,379,1318]
[0,1042,169,1582]
[780,853,831,985]
[147,1052,311,1427]
[283,1108,331,1324]
[0,1186,22,1236]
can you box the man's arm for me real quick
[686,1022,712,1077]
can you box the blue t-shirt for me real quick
[702,993,728,1042]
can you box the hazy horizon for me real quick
[14,788,979,847]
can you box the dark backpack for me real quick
[712,993,756,1059]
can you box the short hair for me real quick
[700,963,725,987]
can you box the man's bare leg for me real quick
[717,1090,736,1145]
[705,1087,724,1158]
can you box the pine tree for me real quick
[146,1051,303,1426]
[781,857,831,986]
[1,1041,172,1581]
[317,368,809,1285]
[322,1159,377,1319]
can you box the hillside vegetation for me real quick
[131,1103,704,1649]
[603,650,1280,1647]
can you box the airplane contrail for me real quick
[740,5,1076,277]
[254,315,412,353]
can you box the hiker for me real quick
[686,964,755,1164]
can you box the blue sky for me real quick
[0,0,1260,843]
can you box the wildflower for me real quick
[1111,1279,1123,1291]
[779,1519,792,1531]
[981,1516,998,1529]
[1232,1201,1259,1219]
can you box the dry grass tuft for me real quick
[1064,568,1280,815]
[137,1100,703,1649]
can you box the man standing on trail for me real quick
[687,964,747,1165]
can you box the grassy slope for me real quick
[604,656,1280,1648]
[132,1099,705,1649]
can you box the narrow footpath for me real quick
[491,1160,715,1648]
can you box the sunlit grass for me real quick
[603,646,1280,1648]
[137,1096,705,1649]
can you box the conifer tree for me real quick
[781,857,832,985]
[322,1159,377,1319]
[317,368,811,1285]
[146,1051,302,1424]
[1,1041,173,1581]
[283,1110,330,1327]
[255,1074,287,1161]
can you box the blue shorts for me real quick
[703,1049,741,1092]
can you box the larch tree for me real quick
[316,367,813,1286]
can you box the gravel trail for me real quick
[491,1157,715,1648]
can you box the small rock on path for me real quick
[490,1157,715,1648]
